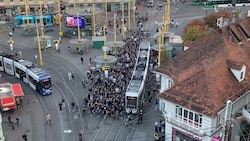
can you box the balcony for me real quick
[168,117,205,137]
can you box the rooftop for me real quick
[157,17,250,118]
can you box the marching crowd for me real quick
[82,29,145,119]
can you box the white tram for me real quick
[0,53,52,95]
[125,41,150,113]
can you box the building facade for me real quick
[0,0,133,16]
[156,17,250,141]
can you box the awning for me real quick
[1,97,16,111]
[12,84,24,97]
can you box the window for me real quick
[189,112,193,120]
[240,71,244,80]
[184,110,188,118]
[10,0,13,2]
[168,80,172,88]
[195,114,199,122]
[175,105,203,128]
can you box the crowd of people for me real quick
[82,29,145,120]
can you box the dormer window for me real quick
[227,60,246,82]
[239,65,246,81]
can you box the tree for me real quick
[204,9,232,29]
[182,25,206,42]
[181,19,206,42]
[185,19,206,32]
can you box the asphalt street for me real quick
[0,1,241,141]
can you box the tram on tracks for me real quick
[0,53,52,95]
[125,41,150,114]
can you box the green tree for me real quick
[204,9,232,29]
[182,25,206,42]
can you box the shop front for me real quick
[172,127,202,141]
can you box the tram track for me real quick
[46,60,87,141]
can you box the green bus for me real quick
[192,0,207,5]
[205,0,231,8]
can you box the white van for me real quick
[148,0,154,7]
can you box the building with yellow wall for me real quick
[0,0,133,16]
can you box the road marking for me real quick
[64,130,72,133]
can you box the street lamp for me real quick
[24,0,29,26]
[92,0,96,36]
[58,0,63,38]
[105,1,108,24]
[133,0,136,23]
[121,2,125,39]
[128,0,131,32]
[77,11,82,50]
[114,13,117,44]
[35,20,43,66]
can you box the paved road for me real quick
[0,1,232,141]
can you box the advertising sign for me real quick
[66,16,84,28]
[212,137,222,141]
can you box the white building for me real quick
[156,17,250,141]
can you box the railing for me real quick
[168,116,205,136]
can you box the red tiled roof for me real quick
[157,18,250,118]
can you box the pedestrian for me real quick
[8,114,12,123]
[55,42,59,54]
[43,48,47,56]
[16,97,20,108]
[71,73,74,80]
[82,79,86,88]
[46,113,51,125]
[10,120,14,130]
[8,32,12,37]
[62,98,65,107]
[175,21,179,27]
[71,102,75,112]
[9,43,13,51]
[12,27,15,32]
[22,133,28,141]
[206,10,208,15]
[79,130,83,141]
[16,117,20,126]
[59,102,63,112]
[68,46,71,54]
[18,51,22,57]
[81,57,84,64]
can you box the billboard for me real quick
[66,16,84,28]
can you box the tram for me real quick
[0,53,52,95]
[14,15,53,27]
[125,41,150,114]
